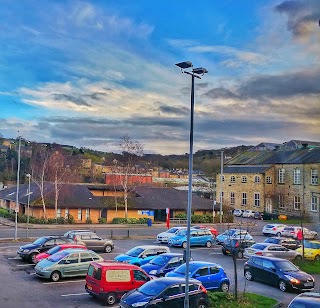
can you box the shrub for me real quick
[47,218,56,224]
[18,215,28,223]
[175,213,187,219]
[56,217,66,224]
[66,214,75,224]
[86,218,92,224]
[98,217,107,224]
[191,214,211,223]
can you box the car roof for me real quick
[155,277,201,286]
[189,261,222,267]
[91,261,141,269]
[156,252,183,257]
[60,248,96,253]
[250,255,291,262]
[133,245,170,250]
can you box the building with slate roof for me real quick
[216,144,320,223]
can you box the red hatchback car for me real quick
[35,243,87,263]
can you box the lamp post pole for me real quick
[220,150,224,232]
[175,61,207,308]
[26,174,31,238]
[14,135,21,241]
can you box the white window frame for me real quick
[241,176,247,183]
[266,176,272,184]
[294,196,301,210]
[278,194,285,209]
[311,196,319,212]
[85,208,90,219]
[293,168,301,185]
[78,208,82,220]
[230,176,236,183]
[242,192,247,206]
[254,176,260,183]
[278,168,285,184]
[254,193,260,207]
[65,208,69,218]
[311,169,318,185]
[230,192,235,205]
[57,208,61,218]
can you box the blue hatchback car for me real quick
[114,245,170,266]
[140,253,185,277]
[168,229,215,248]
[166,261,230,292]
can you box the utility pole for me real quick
[220,150,224,231]
[14,135,21,241]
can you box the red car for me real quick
[195,225,219,237]
[35,243,87,263]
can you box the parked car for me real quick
[216,229,253,245]
[288,292,320,308]
[17,235,73,263]
[141,253,185,277]
[296,240,320,261]
[35,243,87,263]
[119,277,209,308]
[34,248,103,282]
[254,212,264,220]
[166,261,230,292]
[168,228,215,248]
[262,223,287,236]
[114,245,170,266]
[71,231,114,253]
[264,237,300,250]
[242,210,255,218]
[64,229,92,238]
[244,256,315,292]
[222,238,255,259]
[156,227,186,243]
[281,226,318,240]
[233,209,243,217]
[244,243,302,261]
[86,261,151,305]
[193,225,219,237]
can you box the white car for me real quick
[156,227,186,243]
[233,209,243,217]
[281,226,318,240]
[242,210,255,218]
[262,224,287,237]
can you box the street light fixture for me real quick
[175,61,208,308]
[26,174,31,238]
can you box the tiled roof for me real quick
[224,165,272,174]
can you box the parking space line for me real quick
[8,257,21,260]
[43,279,85,285]
[61,293,88,297]
[30,272,36,275]
[16,264,34,267]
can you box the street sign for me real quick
[166,208,169,214]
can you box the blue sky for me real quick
[0,0,319,154]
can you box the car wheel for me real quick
[244,270,253,281]
[50,271,61,282]
[182,242,187,249]
[104,245,112,253]
[196,301,208,308]
[222,249,228,255]
[276,232,281,237]
[237,251,244,259]
[315,255,320,261]
[278,280,287,292]
[220,282,229,293]
[105,292,116,305]
[205,241,212,248]
[294,255,302,262]
[29,253,38,264]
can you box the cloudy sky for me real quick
[1,0,319,155]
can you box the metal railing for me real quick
[169,218,188,225]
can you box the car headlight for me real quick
[132,302,149,307]
[23,249,29,252]
[284,275,300,284]
[149,270,157,275]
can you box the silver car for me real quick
[281,226,318,240]
[244,243,302,261]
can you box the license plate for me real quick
[87,285,92,290]
[304,282,313,287]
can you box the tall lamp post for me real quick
[175,61,208,308]
[26,174,31,238]
[14,135,21,241]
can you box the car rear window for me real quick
[265,238,279,244]
[265,225,274,228]
[87,265,102,280]
[251,244,267,250]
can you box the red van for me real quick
[85,261,151,305]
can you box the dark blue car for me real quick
[119,277,209,308]
[140,253,185,277]
[166,261,230,292]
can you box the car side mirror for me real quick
[194,273,200,278]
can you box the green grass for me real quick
[208,292,277,308]
[294,260,320,274]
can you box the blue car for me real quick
[140,253,185,277]
[216,229,253,245]
[166,261,230,292]
[119,277,209,308]
[168,229,215,248]
[114,245,170,266]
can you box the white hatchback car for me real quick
[242,210,255,218]
[233,209,243,217]
[262,224,287,237]
[157,227,186,243]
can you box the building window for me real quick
[294,196,301,210]
[242,193,247,206]
[311,169,318,185]
[254,193,260,207]
[278,168,285,184]
[311,196,319,212]
[85,208,90,220]
[241,176,247,183]
[266,176,272,184]
[78,208,82,220]
[278,195,284,209]
[230,192,235,205]
[254,176,260,183]
[57,208,61,218]
[65,208,69,218]
[230,176,236,183]
[293,169,301,185]
[221,175,225,182]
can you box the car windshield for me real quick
[32,237,48,245]
[251,244,267,250]
[150,255,171,265]
[304,241,320,249]
[276,260,299,272]
[125,247,144,257]
[47,250,69,262]
[222,230,236,236]
[265,238,279,244]
[46,246,61,255]
[174,263,199,274]
[167,228,179,234]
[138,280,168,296]
[176,229,188,236]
